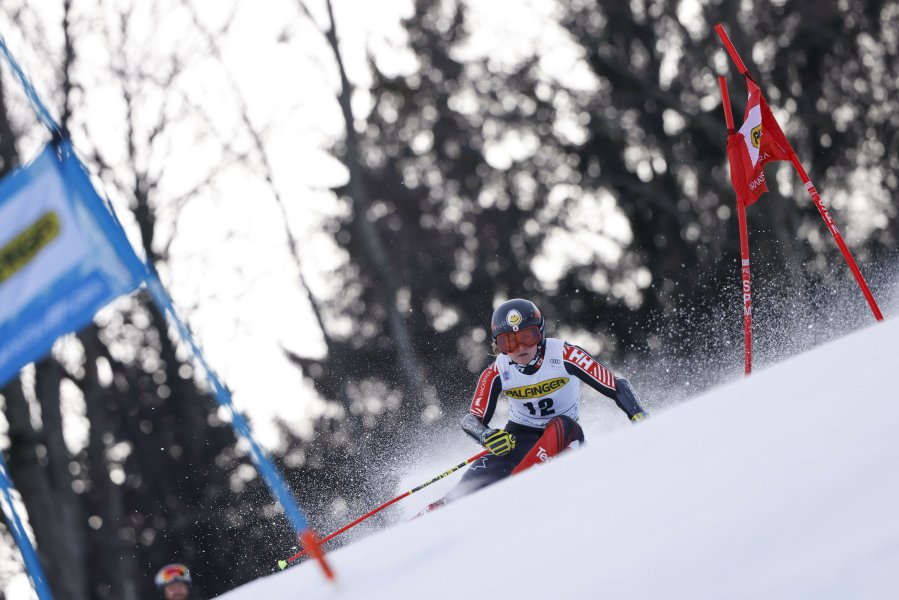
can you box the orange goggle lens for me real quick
[155,564,189,586]
[495,326,542,354]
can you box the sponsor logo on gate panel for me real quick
[0,212,60,283]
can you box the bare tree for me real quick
[183,0,431,428]
[2,1,257,596]
[314,0,429,410]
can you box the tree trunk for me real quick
[2,379,72,598]
[80,328,138,600]
[34,358,90,600]
[0,68,18,174]
[322,0,429,410]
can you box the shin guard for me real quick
[511,416,584,475]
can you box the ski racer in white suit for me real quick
[438,298,647,504]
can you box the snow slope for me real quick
[221,318,899,600]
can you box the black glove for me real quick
[480,428,516,456]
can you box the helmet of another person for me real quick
[155,563,192,590]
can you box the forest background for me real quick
[0,0,897,598]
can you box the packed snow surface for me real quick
[221,318,899,600]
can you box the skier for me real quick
[154,563,194,600]
[431,298,647,508]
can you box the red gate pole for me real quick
[278,449,491,568]
[715,23,884,323]
[737,205,753,375]
[719,75,753,375]
[788,157,883,321]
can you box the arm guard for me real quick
[461,413,489,444]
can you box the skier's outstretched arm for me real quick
[614,377,647,421]
[562,342,647,421]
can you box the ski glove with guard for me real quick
[480,428,516,456]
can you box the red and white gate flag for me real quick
[727,78,794,207]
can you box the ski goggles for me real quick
[495,326,542,354]
[155,564,191,587]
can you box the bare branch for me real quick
[294,0,317,26]
[181,0,338,352]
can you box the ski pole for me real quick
[278,449,490,568]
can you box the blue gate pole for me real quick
[0,454,55,600]
[0,36,63,137]
[144,274,311,532]
[1,31,331,582]
[144,273,334,579]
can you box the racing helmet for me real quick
[490,298,545,352]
